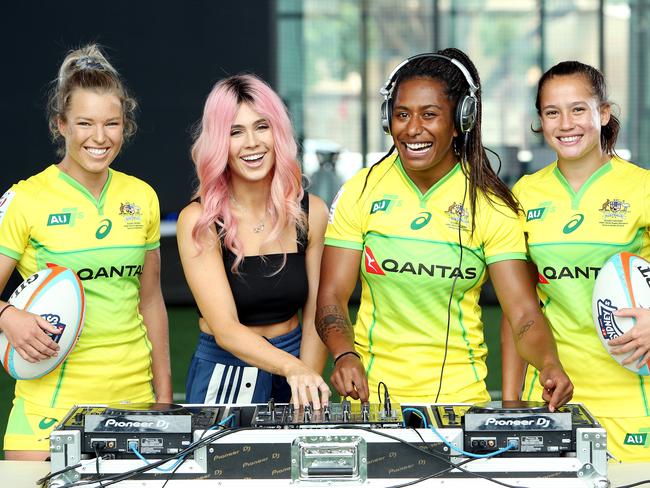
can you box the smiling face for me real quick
[391,77,458,192]
[539,74,611,165]
[57,88,124,181]
[227,102,275,184]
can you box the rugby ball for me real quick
[592,252,650,375]
[0,265,85,380]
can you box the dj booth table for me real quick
[1,461,649,487]
[19,401,650,487]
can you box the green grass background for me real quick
[0,305,504,457]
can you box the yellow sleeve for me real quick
[644,168,650,231]
[324,171,367,250]
[144,183,161,250]
[476,194,527,265]
[511,175,532,260]
[0,185,29,261]
[512,176,528,228]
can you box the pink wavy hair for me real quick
[191,74,306,272]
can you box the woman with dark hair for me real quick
[177,74,330,409]
[0,44,171,460]
[502,61,650,462]
[316,48,573,407]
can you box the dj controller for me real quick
[47,400,609,487]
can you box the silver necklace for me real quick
[230,195,267,233]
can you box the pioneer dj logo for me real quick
[596,299,624,340]
[364,246,385,275]
[483,416,552,429]
[101,418,171,430]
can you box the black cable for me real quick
[435,133,470,403]
[616,480,650,488]
[338,424,527,488]
[56,425,257,488]
[54,418,533,488]
[160,419,228,488]
[384,456,477,488]
[93,443,105,487]
[485,146,503,176]
[377,381,388,405]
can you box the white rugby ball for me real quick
[592,252,650,376]
[1,265,85,380]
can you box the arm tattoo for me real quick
[316,305,355,344]
[516,320,534,342]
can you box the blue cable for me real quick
[402,407,516,458]
[401,407,429,428]
[428,423,516,458]
[128,413,236,472]
[401,407,514,458]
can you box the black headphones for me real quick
[380,53,480,136]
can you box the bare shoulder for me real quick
[307,193,329,238]
[308,193,329,221]
[177,201,203,232]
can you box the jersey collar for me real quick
[54,164,113,214]
[394,156,462,203]
[552,158,613,209]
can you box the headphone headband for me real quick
[380,53,479,98]
[380,53,480,135]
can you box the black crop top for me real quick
[197,193,309,326]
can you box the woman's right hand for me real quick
[330,353,369,402]
[285,361,331,410]
[0,306,61,362]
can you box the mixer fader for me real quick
[251,399,403,428]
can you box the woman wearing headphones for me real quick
[316,48,573,407]
[501,61,650,462]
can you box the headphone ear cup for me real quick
[381,99,391,135]
[456,94,477,134]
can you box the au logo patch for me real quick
[47,207,82,227]
[370,199,391,214]
[47,213,71,226]
[624,432,649,447]
[526,207,546,221]
[369,194,398,215]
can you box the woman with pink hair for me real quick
[177,75,330,408]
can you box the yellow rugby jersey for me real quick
[0,165,160,412]
[515,157,650,417]
[326,154,526,402]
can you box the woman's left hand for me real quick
[609,307,650,368]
